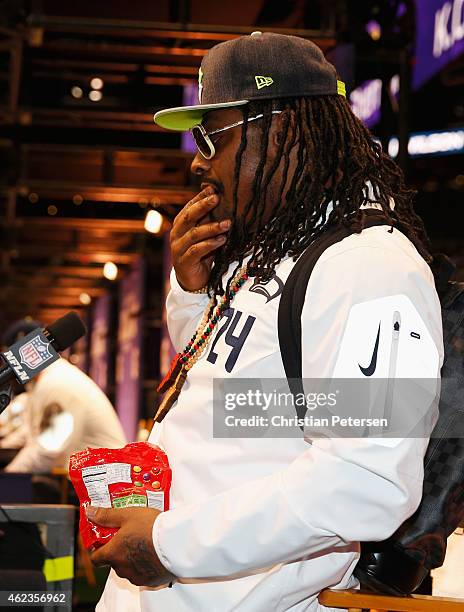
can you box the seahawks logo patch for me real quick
[249,273,284,303]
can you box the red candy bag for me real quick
[69,442,171,551]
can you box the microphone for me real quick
[42,311,87,353]
[0,311,86,388]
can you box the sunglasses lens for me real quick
[191,126,214,159]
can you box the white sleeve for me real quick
[5,439,62,473]
[0,393,31,448]
[166,268,210,352]
[152,243,443,579]
[0,424,28,449]
[5,408,76,473]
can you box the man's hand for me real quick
[86,506,175,588]
[171,186,231,291]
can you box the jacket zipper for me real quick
[383,311,401,431]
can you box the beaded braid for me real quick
[179,265,249,370]
[155,265,249,421]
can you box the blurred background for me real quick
[0,0,463,608]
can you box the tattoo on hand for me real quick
[124,536,162,584]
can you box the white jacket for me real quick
[99,224,443,611]
[5,359,126,473]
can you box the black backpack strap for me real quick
[441,281,464,342]
[278,211,392,420]
[430,253,456,298]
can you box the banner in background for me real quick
[71,309,90,373]
[388,127,464,157]
[89,295,111,394]
[414,0,464,88]
[350,79,382,128]
[116,258,144,442]
[182,83,199,154]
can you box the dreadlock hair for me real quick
[206,93,431,313]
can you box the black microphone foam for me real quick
[46,311,86,351]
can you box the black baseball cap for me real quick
[154,31,346,131]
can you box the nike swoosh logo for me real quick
[359,323,381,377]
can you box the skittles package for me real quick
[69,442,171,551]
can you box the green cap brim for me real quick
[154,99,249,131]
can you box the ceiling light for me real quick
[47,205,58,216]
[90,77,104,90]
[89,90,103,102]
[79,292,92,305]
[144,209,163,234]
[71,86,83,99]
[366,20,382,41]
[103,261,118,281]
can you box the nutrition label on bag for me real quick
[82,463,132,507]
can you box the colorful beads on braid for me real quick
[180,265,248,371]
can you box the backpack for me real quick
[277,211,464,595]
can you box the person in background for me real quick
[1,319,126,473]
[0,391,31,449]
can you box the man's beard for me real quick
[208,213,268,287]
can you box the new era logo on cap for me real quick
[255,75,274,90]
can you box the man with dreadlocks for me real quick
[94,33,443,612]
